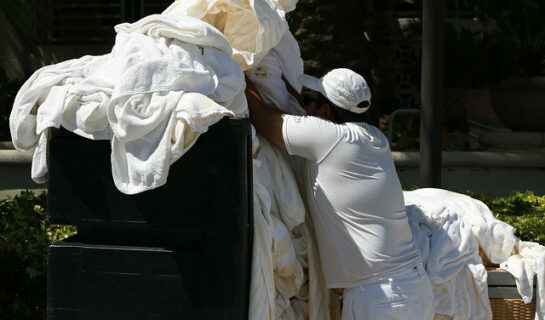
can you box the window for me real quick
[36,0,172,45]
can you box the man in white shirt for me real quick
[245,68,434,320]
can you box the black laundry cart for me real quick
[46,118,253,319]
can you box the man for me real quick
[245,68,434,320]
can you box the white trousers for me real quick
[341,264,435,320]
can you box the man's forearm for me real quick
[245,84,287,149]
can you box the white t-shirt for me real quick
[282,115,420,289]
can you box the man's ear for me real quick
[319,104,333,120]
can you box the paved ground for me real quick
[0,188,47,200]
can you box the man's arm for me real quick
[245,79,287,149]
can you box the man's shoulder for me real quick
[285,115,345,133]
[346,122,382,135]
[344,122,390,148]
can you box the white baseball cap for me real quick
[298,68,371,114]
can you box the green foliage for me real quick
[0,191,76,320]
[466,190,545,245]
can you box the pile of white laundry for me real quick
[405,188,545,320]
[10,0,332,319]
[10,14,245,194]
[161,1,333,319]
[10,1,545,320]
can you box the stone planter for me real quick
[393,151,545,195]
[490,77,545,131]
[0,141,43,199]
[444,88,497,124]
[0,141,13,149]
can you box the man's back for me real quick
[282,115,420,288]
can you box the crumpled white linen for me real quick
[10,14,245,194]
[404,189,491,320]
[249,130,311,320]
[251,162,277,320]
[258,135,331,320]
[246,25,331,320]
[251,133,306,320]
[271,214,304,319]
[247,32,305,116]
[537,251,545,320]
[406,188,545,320]
[259,137,305,231]
[10,54,112,183]
[404,192,479,284]
[296,214,333,320]
[500,241,545,320]
[500,242,544,304]
[449,255,491,320]
[246,36,330,320]
[266,30,304,94]
[163,0,293,70]
[408,188,518,265]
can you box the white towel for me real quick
[113,15,247,114]
[10,54,112,183]
[106,16,243,193]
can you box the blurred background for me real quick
[1,0,545,193]
[2,0,545,147]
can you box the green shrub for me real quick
[466,190,545,245]
[0,191,76,320]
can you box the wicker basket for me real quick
[486,262,537,320]
[490,298,536,320]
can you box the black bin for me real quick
[47,118,253,320]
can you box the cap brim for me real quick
[298,74,323,92]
